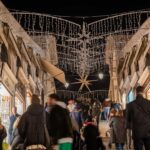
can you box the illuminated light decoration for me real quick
[71,75,97,92]
[64,82,69,88]
[98,73,104,79]
[9,9,150,95]
[11,10,150,77]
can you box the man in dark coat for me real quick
[126,86,150,150]
[47,94,73,149]
[8,107,20,144]
[18,94,46,149]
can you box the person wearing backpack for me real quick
[126,86,150,150]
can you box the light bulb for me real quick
[65,82,69,88]
[98,73,104,79]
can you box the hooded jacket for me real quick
[18,104,46,148]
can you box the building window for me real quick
[27,64,31,75]
[135,61,139,72]
[16,56,21,68]
[36,68,39,77]
[0,44,9,64]
[145,53,150,67]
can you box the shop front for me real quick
[0,62,18,138]
[0,83,11,130]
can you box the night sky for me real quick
[2,0,150,16]
[2,0,150,94]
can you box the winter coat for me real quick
[83,123,105,150]
[70,109,84,129]
[0,125,7,150]
[18,104,46,148]
[47,101,73,145]
[0,125,7,140]
[126,94,150,139]
[8,114,20,144]
[109,116,126,144]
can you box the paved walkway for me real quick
[102,138,134,150]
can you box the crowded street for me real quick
[0,0,150,150]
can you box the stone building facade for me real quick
[107,18,150,109]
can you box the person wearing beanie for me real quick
[126,86,150,150]
[18,94,47,149]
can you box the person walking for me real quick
[8,107,20,144]
[0,118,7,150]
[109,110,126,150]
[18,94,47,150]
[81,121,105,150]
[47,94,73,150]
[126,86,150,150]
[10,116,23,150]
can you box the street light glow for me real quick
[98,73,104,79]
[65,82,69,88]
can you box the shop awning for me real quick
[40,58,66,84]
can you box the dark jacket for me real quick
[18,104,46,148]
[0,125,7,150]
[126,94,150,139]
[109,116,126,144]
[83,124,105,150]
[0,125,7,141]
[47,101,73,145]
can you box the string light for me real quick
[10,9,150,77]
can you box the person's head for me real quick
[68,99,75,105]
[47,93,59,106]
[12,106,17,115]
[31,94,40,104]
[116,110,124,117]
[136,86,144,96]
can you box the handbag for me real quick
[43,109,52,150]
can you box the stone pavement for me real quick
[102,137,134,150]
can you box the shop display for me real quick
[0,83,11,135]
[15,97,24,115]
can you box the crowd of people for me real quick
[0,86,150,150]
